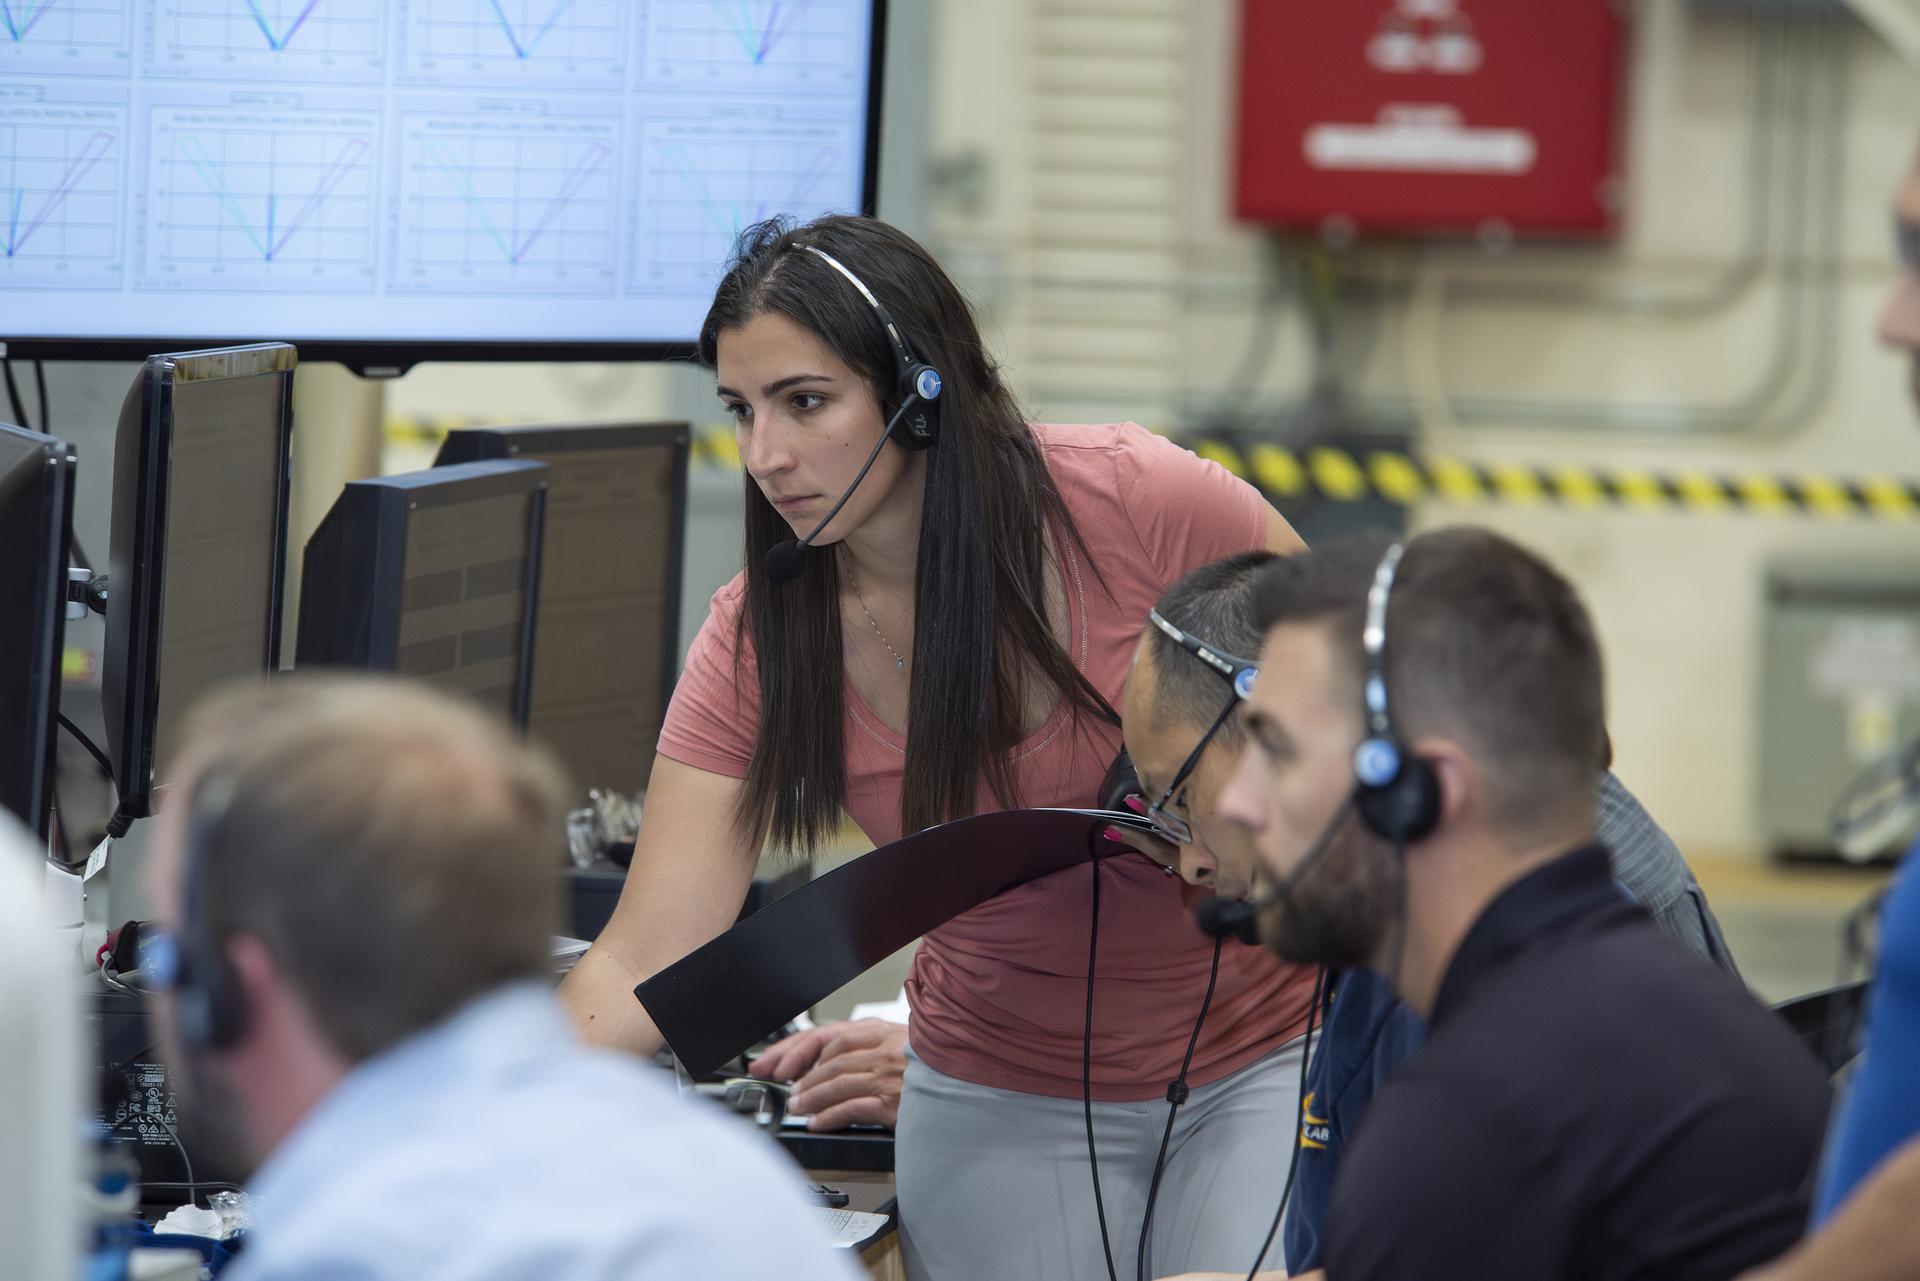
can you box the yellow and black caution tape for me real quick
[1180,438,1920,521]
[392,418,1918,522]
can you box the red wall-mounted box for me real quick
[1233,0,1626,237]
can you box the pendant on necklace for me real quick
[895,657,905,670]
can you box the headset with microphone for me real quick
[763,243,945,585]
[1197,540,1441,945]
[1195,799,1357,945]
[139,774,250,1054]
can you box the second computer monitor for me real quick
[100,344,295,820]
[0,423,77,844]
[296,459,548,729]
[434,422,688,794]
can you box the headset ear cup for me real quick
[895,364,942,450]
[176,946,248,1053]
[899,399,937,449]
[1356,756,1442,845]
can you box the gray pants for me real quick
[895,1038,1305,1280]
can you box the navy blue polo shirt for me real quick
[1281,968,1421,1272]
[1323,845,1827,1281]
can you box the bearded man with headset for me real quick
[1169,529,1829,1281]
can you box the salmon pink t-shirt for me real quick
[657,422,1318,1101]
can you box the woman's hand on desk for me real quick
[751,1017,908,1131]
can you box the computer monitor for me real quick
[2,6,883,371]
[434,423,687,793]
[101,344,295,822]
[0,423,77,845]
[296,459,548,729]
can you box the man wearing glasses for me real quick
[1116,549,1737,1277]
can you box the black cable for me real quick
[60,713,115,785]
[1241,964,1327,1281]
[2,359,30,430]
[1237,844,1405,1278]
[33,359,48,433]
[1084,851,1120,1281]
[1136,935,1225,1281]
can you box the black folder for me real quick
[636,807,1154,1079]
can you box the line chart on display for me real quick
[0,104,125,289]
[145,0,386,81]
[0,0,875,345]
[632,121,854,292]
[137,108,377,291]
[0,0,131,76]
[642,0,862,92]
[391,116,618,294]
[396,0,626,88]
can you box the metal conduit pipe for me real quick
[1372,5,1846,442]
[1405,6,1786,321]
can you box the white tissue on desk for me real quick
[154,1190,250,1241]
[152,1206,224,1240]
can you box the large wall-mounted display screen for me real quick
[1,2,881,366]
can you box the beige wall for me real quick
[384,362,680,436]
[922,0,1920,858]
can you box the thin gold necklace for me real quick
[847,563,908,672]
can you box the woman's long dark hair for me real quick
[698,215,1117,853]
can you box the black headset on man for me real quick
[761,243,945,585]
[138,774,250,1056]
[1196,539,1441,945]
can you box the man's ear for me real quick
[215,933,280,1052]
[1414,738,1476,834]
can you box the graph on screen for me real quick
[146,0,386,81]
[642,0,863,92]
[632,118,852,292]
[0,103,125,288]
[0,0,131,76]
[3,0,875,351]
[396,0,625,88]
[391,114,617,294]
[138,107,377,291]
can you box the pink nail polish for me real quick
[1123,795,1146,813]
[1101,827,1129,843]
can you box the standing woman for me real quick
[559,214,1309,1279]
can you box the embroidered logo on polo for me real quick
[1301,1091,1331,1151]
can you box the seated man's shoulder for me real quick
[1430,922,1813,1119]
[1353,935,1828,1264]
[246,1048,856,1280]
